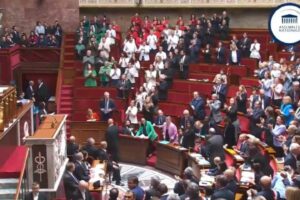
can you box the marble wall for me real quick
[80,7,272,30]
[1,0,79,34]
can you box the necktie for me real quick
[165,126,170,141]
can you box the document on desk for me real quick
[159,140,170,145]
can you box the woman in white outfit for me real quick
[250,39,261,60]
[135,86,147,111]
[126,100,138,124]
[144,64,157,93]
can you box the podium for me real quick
[25,115,68,192]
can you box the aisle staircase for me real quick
[56,33,77,134]
[0,178,18,200]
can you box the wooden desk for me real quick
[156,142,188,176]
[119,135,149,165]
[224,148,245,167]
[187,153,211,179]
[70,121,107,145]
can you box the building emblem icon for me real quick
[269,3,300,45]
[281,14,298,24]
[34,152,46,182]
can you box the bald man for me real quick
[81,137,98,159]
[67,136,79,159]
[255,176,274,200]
[179,109,194,129]
[224,168,237,193]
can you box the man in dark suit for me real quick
[190,91,206,120]
[179,109,194,129]
[203,128,225,165]
[157,75,169,101]
[216,41,227,64]
[116,74,131,99]
[99,92,116,121]
[63,162,80,200]
[287,81,300,108]
[224,169,238,194]
[25,182,47,200]
[212,79,227,107]
[97,141,122,185]
[73,180,93,200]
[211,175,234,200]
[257,89,271,110]
[153,109,166,127]
[25,80,35,100]
[179,50,190,79]
[67,136,79,159]
[36,79,50,104]
[239,32,251,57]
[248,101,264,131]
[284,143,300,170]
[106,118,119,162]
[81,137,98,159]
[73,152,90,182]
[249,176,275,200]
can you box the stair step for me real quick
[61,90,73,95]
[61,96,73,100]
[0,188,17,199]
[60,102,72,106]
[61,85,73,89]
[0,179,18,189]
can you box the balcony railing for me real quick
[79,0,295,7]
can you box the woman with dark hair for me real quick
[236,85,248,114]
[223,117,236,148]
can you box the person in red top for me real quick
[142,16,152,32]
[152,16,159,27]
[135,33,144,48]
[131,13,142,26]
[128,26,139,41]
[162,16,169,27]
[86,108,100,121]
[141,28,149,41]
[111,21,121,43]
[176,16,184,26]
[156,20,165,32]
[190,14,197,26]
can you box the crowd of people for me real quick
[0,20,63,48]
[48,12,300,200]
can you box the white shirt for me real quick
[167,35,179,51]
[147,34,158,50]
[123,41,137,57]
[250,42,261,59]
[35,25,45,35]
[119,57,129,68]
[154,61,164,71]
[155,51,167,61]
[231,51,238,63]
[98,40,111,52]
[109,68,121,80]
[138,44,150,61]
[33,193,39,200]
[106,29,116,45]
[174,29,183,38]
[125,67,138,84]
[126,105,138,124]
[261,78,273,97]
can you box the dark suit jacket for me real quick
[36,83,49,103]
[63,171,79,200]
[106,125,119,162]
[25,86,35,100]
[179,116,194,129]
[216,47,226,64]
[74,161,90,181]
[284,153,297,170]
[211,187,234,200]
[181,129,195,149]
[99,99,116,112]
[25,192,47,200]
[81,144,98,159]
[67,142,79,156]
[154,115,166,126]
[206,134,225,164]
[190,97,206,120]
[256,189,275,200]
[117,79,131,91]
[158,80,168,100]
